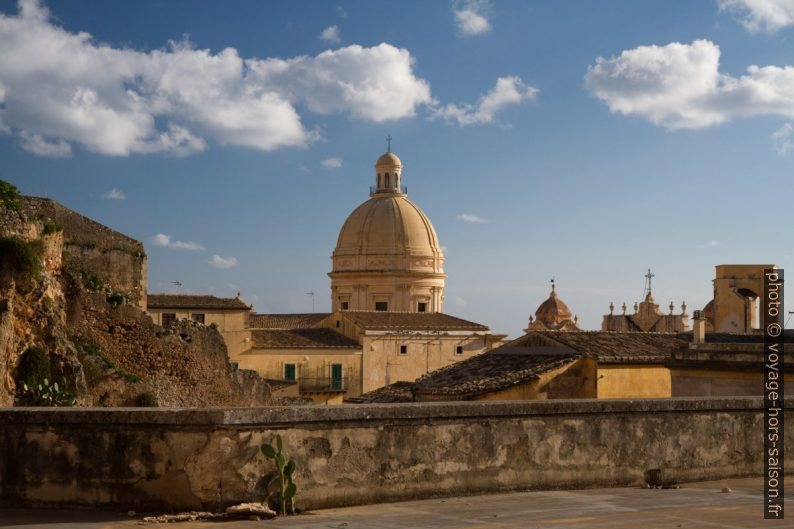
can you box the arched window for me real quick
[385,173,390,188]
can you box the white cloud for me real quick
[453,1,491,36]
[698,239,722,248]
[150,233,205,250]
[456,213,488,223]
[321,157,343,169]
[103,188,126,200]
[585,39,794,130]
[772,122,794,154]
[435,76,537,126]
[210,254,238,269]
[320,25,341,44]
[19,131,71,156]
[0,1,433,156]
[454,295,468,307]
[250,44,432,122]
[718,0,794,33]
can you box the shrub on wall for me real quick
[0,236,43,284]
[0,180,21,211]
[135,392,158,407]
[42,220,64,236]
[16,346,52,389]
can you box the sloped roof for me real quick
[148,294,250,311]
[410,346,579,398]
[345,381,415,403]
[251,328,360,349]
[517,331,686,363]
[340,311,489,331]
[248,313,330,329]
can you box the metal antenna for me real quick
[306,291,315,312]
[386,135,392,152]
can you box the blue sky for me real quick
[1,0,793,337]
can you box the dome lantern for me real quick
[373,148,404,195]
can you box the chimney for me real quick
[692,310,705,344]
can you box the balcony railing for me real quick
[298,376,349,393]
[370,185,407,195]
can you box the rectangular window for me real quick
[161,313,176,328]
[456,346,464,355]
[400,345,408,355]
[375,301,388,311]
[331,363,343,390]
[336,320,340,328]
[284,363,296,381]
[340,301,349,310]
[417,302,427,313]
[191,313,205,324]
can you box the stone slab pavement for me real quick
[1,477,793,529]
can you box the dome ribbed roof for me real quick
[334,195,442,258]
[376,152,402,168]
[535,286,573,325]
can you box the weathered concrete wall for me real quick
[0,397,790,512]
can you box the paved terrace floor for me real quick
[1,477,792,529]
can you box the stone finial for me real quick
[609,302,614,315]
[633,302,638,313]
[574,315,578,323]
[681,301,687,314]
[529,315,534,323]
[621,302,627,314]
[669,302,674,314]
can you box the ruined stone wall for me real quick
[21,197,147,311]
[0,397,789,512]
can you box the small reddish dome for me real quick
[535,284,573,326]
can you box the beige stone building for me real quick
[154,149,503,403]
[525,282,580,332]
[601,291,689,333]
[702,264,779,334]
[329,151,446,313]
[147,294,252,358]
[235,310,502,404]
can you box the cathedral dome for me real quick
[329,149,446,313]
[534,284,573,325]
[334,195,442,258]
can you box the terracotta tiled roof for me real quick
[341,311,489,331]
[411,346,580,398]
[345,381,415,403]
[251,329,360,349]
[147,294,250,310]
[248,313,330,329]
[519,330,686,363]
